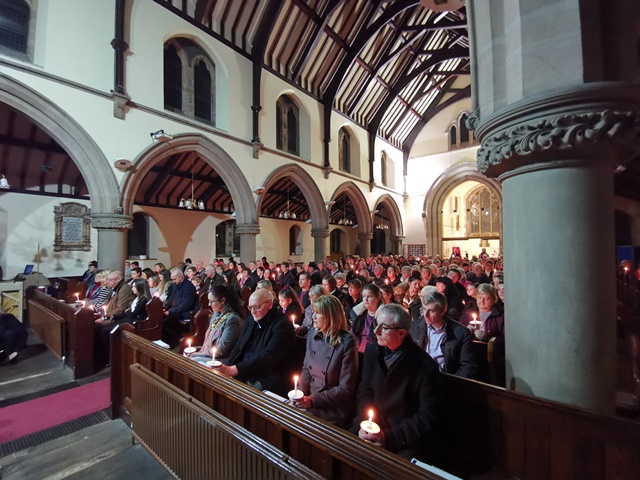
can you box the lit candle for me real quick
[624,267,629,273]
[385,279,389,285]
[360,408,381,434]
[212,346,216,361]
[184,337,197,355]
[102,306,107,316]
[207,346,221,367]
[356,270,359,275]
[290,315,296,325]
[288,374,303,401]
[75,293,80,302]
[294,375,298,393]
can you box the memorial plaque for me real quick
[54,203,91,251]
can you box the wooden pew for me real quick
[110,330,640,480]
[26,287,96,379]
[110,330,434,480]
[129,297,163,341]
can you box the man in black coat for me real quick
[354,304,441,461]
[162,268,196,345]
[202,264,225,293]
[217,289,296,396]
[409,291,477,379]
[0,313,27,364]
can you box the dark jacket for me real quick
[226,307,296,395]
[283,302,304,325]
[354,337,441,460]
[202,273,225,293]
[299,330,358,427]
[459,305,504,340]
[112,295,149,323]
[351,309,377,351]
[409,317,478,379]
[164,280,197,319]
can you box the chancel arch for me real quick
[424,162,502,257]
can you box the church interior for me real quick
[1,0,640,479]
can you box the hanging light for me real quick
[178,157,204,210]
[0,175,10,189]
[279,180,296,219]
[338,196,353,226]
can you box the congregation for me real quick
[79,251,505,461]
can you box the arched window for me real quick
[0,0,31,59]
[127,213,148,258]
[289,225,303,256]
[216,220,239,257]
[194,59,213,122]
[449,125,457,146]
[163,44,182,111]
[459,114,470,143]
[163,38,215,125]
[276,95,300,156]
[381,151,388,187]
[372,230,386,255]
[466,186,501,237]
[330,229,344,254]
[339,128,351,173]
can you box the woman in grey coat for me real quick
[189,285,244,363]
[295,295,358,427]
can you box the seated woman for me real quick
[379,284,397,305]
[351,283,382,354]
[278,287,304,328]
[294,295,358,427]
[86,269,111,310]
[189,286,244,363]
[299,285,328,337]
[345,278,363,322]
[459,283,504,341]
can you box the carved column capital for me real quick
[235,224,260,236]
[473,83,640,178]
[311,228,330,239]
[357,232,374,241]
[91,213,133,230]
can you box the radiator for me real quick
[130,364,324,480]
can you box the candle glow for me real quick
[187,338,192,348]
[290,315,296,324]
[293,375,299,393]
[212,346,217,361]
[368,409,374,429]
[75,293,80,302]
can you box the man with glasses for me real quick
[354,303,440,462]
[410,291,477,379]
[103,271,134,318]
[216,288,296,396]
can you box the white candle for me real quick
[293,375,298,393]
[212,346,217,362]
[187,338,192,348]
[75,293,80,302]
[368,409,373,429]
[290,315,296,325]
[360,408,381,434]
[102,306,107,316]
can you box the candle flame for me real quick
[368,409,374,421]
[294,375,299,383]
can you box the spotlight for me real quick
[150,130,173,142]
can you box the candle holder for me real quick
[183,347,196,356]
[288,389,304,402]
[206,359,222,367]
[360,419,381,434]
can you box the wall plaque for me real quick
[54,202,91,251]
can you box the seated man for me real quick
[103,270,134,317]
[354,304,440,461]
[216,288,296,396]
[162,268,197,345]
[409,291,477,379]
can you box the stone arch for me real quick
[258,164,328,231]
[0,73,120,214]
[121,134,256,226]
[374,194,404,238]
[423,161,502,255]
[329,181,372,235]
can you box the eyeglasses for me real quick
[248,301,270,312]
[373,322,403,333]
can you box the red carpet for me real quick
[0,379,110,444]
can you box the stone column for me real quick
[235,224,259,263]
[357,232,373,258]
[467,0,640,414]
[390,235,404,256]
[311,228,329,262]
[91,213,132,273]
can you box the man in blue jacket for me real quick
[162,268,196,346]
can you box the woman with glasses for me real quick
[294,295,358,427]
[189,285,244,363]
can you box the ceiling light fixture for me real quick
[279,180,296,219]
[337,196,353,225]
[178,157,205,210]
